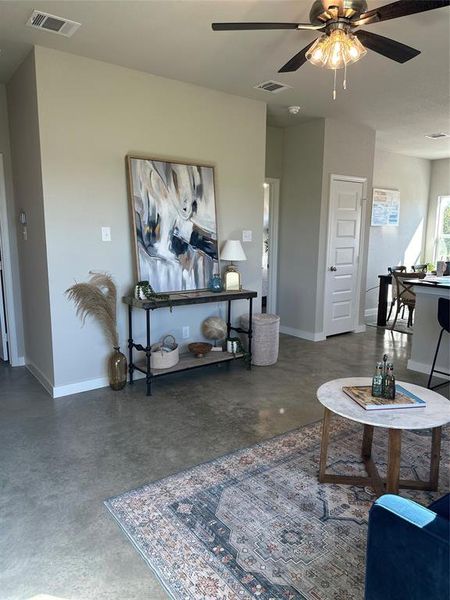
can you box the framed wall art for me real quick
[127,156,219,293]
[371,188,400,227]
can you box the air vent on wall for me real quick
[254,80,292,94]
[27,10,81,37]
[425,132,450,139]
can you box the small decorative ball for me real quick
[202,317,227,341]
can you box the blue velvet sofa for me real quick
[365,494,450,600]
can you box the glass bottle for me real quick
[382,354,389,396]
[372,362,384,397]
[108,347,127,390]
[384,363,396,400]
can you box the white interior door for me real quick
[0,253,8,361]
[324,177,364,337]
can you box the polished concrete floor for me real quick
[1,329,447,600]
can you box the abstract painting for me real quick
[127,156,219,292]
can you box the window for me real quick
[434,196,450,262]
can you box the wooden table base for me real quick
[318,408,442,497]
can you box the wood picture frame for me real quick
[126,155,219,293]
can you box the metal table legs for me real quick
[127,296,254,395]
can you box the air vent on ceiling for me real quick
[425,132,450,139]
[27,10,81,37]
[254,81,291,94]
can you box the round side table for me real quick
[317,377,450,496]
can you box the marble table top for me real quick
[317,378,450,430]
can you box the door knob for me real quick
[329,266,337,272]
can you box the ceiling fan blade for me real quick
[278,40,317,72]
[211,22,323,31]
[356,0,450,24]
[355,30,421,63]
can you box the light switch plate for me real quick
[101,226,111,242]
[242,230,252,242]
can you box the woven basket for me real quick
[150,335,179,370]
[240,313,280,366]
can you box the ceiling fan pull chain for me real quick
[343,62,347,90]
[333,68,337,100]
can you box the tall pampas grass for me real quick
[66,271,119,348]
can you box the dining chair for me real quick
[412,264,428,273]
[391,272,426,330]
[387,266,406,274]
[386,266,407,322]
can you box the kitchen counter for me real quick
[407,278,450,381]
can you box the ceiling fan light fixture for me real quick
[306,29,366,70]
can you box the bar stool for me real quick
[427,297,450,390]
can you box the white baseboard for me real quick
[364,308,378,318]
[280,325,326,342]
[407,359,449,380]
[280,324,365,341]
[26,361,53,396]
[53,376,110,398]
[26,360,146,398]
[11,355,25,367]
[52,370,146,398]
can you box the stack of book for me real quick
[343,385,426,411]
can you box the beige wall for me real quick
[425,158,450,261]
[7,51,54,383]
[366,150,431,313]
[265,126,284,180]
[0,84,24,362]
[28,46,266,392]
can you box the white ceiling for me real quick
[0,0,449,159]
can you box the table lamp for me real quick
[221,240,247,291]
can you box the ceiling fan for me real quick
[212,1,450,97]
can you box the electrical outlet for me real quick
[101,226,111,242]
[242,230,252,242]
[182,326,190,339]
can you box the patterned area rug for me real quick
[105,418,449,600]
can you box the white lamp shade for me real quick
[221,239,247,262]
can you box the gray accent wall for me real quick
[267,118,375,339]
[265,126,284,180]
[277,119,326,339]
[319,119,376,333]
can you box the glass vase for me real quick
[108,347,127,391]
[209,273,223,293]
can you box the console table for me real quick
[123,289,257,396]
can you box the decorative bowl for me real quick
[188,342,213,358]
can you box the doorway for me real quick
[0,247,8,361]
[0,154,21,365]
[324,175,367,337]
[262,178,280,315]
